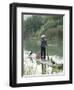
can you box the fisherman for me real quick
[40,35,47,60]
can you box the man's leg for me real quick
[41,47,43,59]
[44,47,46,60]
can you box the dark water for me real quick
[23,39,63,57]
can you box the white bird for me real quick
[23,50,37,75]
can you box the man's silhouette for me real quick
[40,35,47,60]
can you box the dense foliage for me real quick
[23,15,63,40]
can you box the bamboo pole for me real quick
[42,63,46,74]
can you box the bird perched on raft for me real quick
[51,58,56,64]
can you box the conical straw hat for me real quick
[41,35,46,38]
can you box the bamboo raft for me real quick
[36,59,63,66]
[36,59,63,74]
